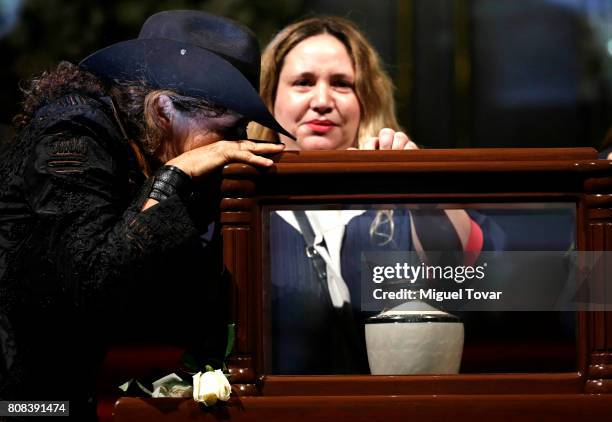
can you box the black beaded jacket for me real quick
[0,94,226,419]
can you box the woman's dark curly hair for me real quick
[13,61,162,157]
[14,61,226,160]
[14,61,107,130]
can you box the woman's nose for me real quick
[310,83,333,114]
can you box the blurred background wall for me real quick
[1,0,611,149]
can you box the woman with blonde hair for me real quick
[253,16,497,375]
[250,15,414,151]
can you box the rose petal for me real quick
[192,372,202,402]
[199,371,220,406]
[212,370,232,401]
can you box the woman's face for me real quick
[273,34,361,150]
[153,93,248,161]
[178,111,246,153]
[165,109,246,160]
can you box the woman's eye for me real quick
[293,79,312,87]
[333,80,354,89]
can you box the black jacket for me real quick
[0,94,226,419]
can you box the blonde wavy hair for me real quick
[249,16,401,149]
[250,16,403,245]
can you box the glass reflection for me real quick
[266,203,576,375]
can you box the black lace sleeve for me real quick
[21,107,200,313]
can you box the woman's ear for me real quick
[151,94,174,132]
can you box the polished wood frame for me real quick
[114,148,612,421]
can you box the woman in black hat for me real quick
[0,10,287,420]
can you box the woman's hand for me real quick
[142,140,284,211]
[166,140,285,179]
[362,128,418,150]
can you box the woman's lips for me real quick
[306,121,335,133]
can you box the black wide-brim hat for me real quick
[80,10,294,140]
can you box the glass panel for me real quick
[264,202,577,375]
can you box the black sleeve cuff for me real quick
[148,165,194,203]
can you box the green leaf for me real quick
[118,379,132,393]
[225,323,235,358]
[205,365,214,372]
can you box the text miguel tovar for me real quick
[370,262,501,301]
[372,287,502,302]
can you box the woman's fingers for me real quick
[404,141,418,150]
[226,149,275,167]
[232,140,285,166]
[237,140,286,154]
[222,140,284,167]
[168,140,284,178]
[390,131,418,150]
[362,129,417,150]
[378,128,395,150]
[391,131,410,150]
[362,136,379,150]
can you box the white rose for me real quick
[192,370,231,406]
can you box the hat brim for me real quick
[80,38,294,140]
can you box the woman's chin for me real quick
[298,135,343,151]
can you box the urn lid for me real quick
[365,300,462,324]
